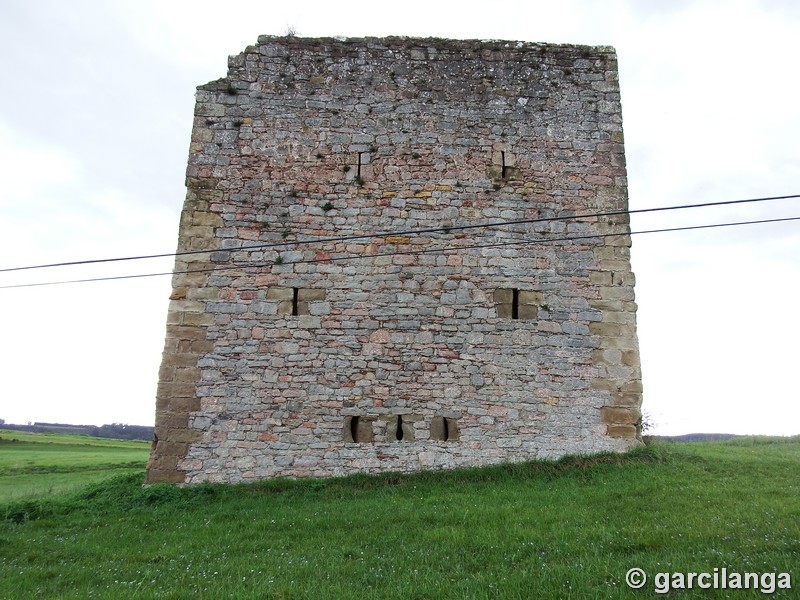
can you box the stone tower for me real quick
[146,36,643,484]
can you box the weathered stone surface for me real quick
[601,406,641,425]
[298,289,326,302]
[493,289,513,304]
[517,304,539,320]
[146,36,644,485]
[519,291,544,306]
[266,287,293,301]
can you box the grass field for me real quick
[0,429,150,502]
[0,434,797,598]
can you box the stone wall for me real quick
[145,36,643,484]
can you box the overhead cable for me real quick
[2,215,798,290]
[1,193,798,273]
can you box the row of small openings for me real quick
[265,287,541,320]
[338,149,515,182]
[344,415,459,443]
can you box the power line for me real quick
[1,193,798,274]
[2,215,798,290]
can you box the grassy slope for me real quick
[0,437,798,599]
[0,429,150,502]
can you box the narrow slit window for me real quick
[395,415,404,441]
[431,416,459,442]
[491,148,516,180]
[494,287,541,320]
[291,287,299,316]
[511,288,520,320]
[345,415,372,443]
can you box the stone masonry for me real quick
[145,36,643,484]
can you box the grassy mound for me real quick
[1,438,797,598]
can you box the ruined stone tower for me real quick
[146,36,643,484]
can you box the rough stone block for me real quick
[606,424,638,438]
[146,468,187,484]
[600,406,640,424]
[496,303,513,319]
[493,288,513,304]
[298,288,326,302]
[518,291,543,306]
[266,287,294,300]
[517,304,539,320]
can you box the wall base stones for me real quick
[146,36,643,485]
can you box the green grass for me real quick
[0,436,798,598]
[0,429,149,501]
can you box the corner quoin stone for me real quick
[146,35,644,485]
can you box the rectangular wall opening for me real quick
[430,416,459,441]
[344,415,373,443]
[494,287,542,320]
[511,288,520,320]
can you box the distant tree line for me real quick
[0,421,154,441]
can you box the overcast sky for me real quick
[1,0,798,436]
